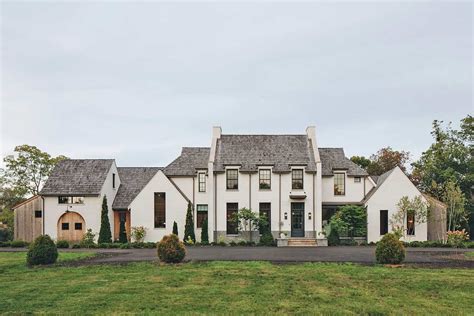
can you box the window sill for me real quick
[259,188,272,191]
[226,234,239,236]
[154,227,166,230]
[226,189,239,192]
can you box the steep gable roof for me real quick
[318,148,368,176]
[112,167,162,210]
[362,167,398,203]
[214,134,317,173]
[40,159,114,196]
[163,147,210,176]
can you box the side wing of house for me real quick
[364,167,428,243]
[40,159,118,242]
[128,170,190,242]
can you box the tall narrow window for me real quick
[226,169,239,190]
[198,173,206,192]
[113,173,116,189]
[154,192,166,228]
[196,204,208,228]
[407,210,415,235]
[334,173,345,195]
[292,169,304,190]
[259,169,271,189]
[226,203,238,235]
[380,210,388,235]
[259,203,271,233]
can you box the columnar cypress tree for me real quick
[119,219,127,243]
[98,195,112,243]
[183,202,196,243]
[201,217,209,245]
[172,221,179,236]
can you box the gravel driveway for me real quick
[3,246,471,267]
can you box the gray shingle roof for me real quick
[163,147,210,176]
[319,148,368,176]
[112,167,161,210]
[40,159,114,196]
[214,135,317,173]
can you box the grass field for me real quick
[0,252,473,315]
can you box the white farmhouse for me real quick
[38,126,429,245]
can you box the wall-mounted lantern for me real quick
[308,212,312,220]
[284,212,288,220]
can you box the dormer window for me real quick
[198,172,206,192]
[259,169,271,190]
[226,169,239,190]
[291,169,304,190]
[334,173,345,195]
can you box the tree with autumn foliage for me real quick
[351,147,410,176]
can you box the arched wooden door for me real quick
[57,212,85,242]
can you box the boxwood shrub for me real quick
[10,240,29,248]
[375,233,405,264]
[157,234,186,263]
[26,235,58,266]
[56,240,69,249]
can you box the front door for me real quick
[291,203,305,237]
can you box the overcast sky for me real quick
[1,1,472,168]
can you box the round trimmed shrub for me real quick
[375,233,405,264]
[56,240,69,249]
[157,234,186,263]
[27,235,58,266]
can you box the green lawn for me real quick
[0,252,473,315]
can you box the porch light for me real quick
[308,212,312,220]
[284,212,288,220]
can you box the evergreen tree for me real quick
[172,221,178,236]
[201,217,209,245]
[119,219,127,243]
[183,202,196,243]
[98,195,112,243]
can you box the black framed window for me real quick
[292,169,304,190]
[113,173,116,189]
[226,203,238,235]
[259,169,271,190]
[226,169,239,190]
[259,203,271,233]
[58,196,84,204]
[74,223,82,230]
[61,223,69,230]
[407,210,415,235]
[34,210,42,218]
[334,173,345,195]
[196,204,208,228]
[380,210,388,235]
[198,173,206,192]
[154,192,166,228]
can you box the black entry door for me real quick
[291,203,305,237]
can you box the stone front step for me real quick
[287,238,318,247]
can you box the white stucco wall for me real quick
[365,167,428,243]
[213,166,318,239]
[43,161,119,241]
[129,170,188,242]
[322,173,372,203]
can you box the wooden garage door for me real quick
[57,212,85,242]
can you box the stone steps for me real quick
[287,238,318,247]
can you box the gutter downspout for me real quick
[214,173,217,243]
[313,173,316,235]
[278,174,282,235]
[41,196,45,235]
